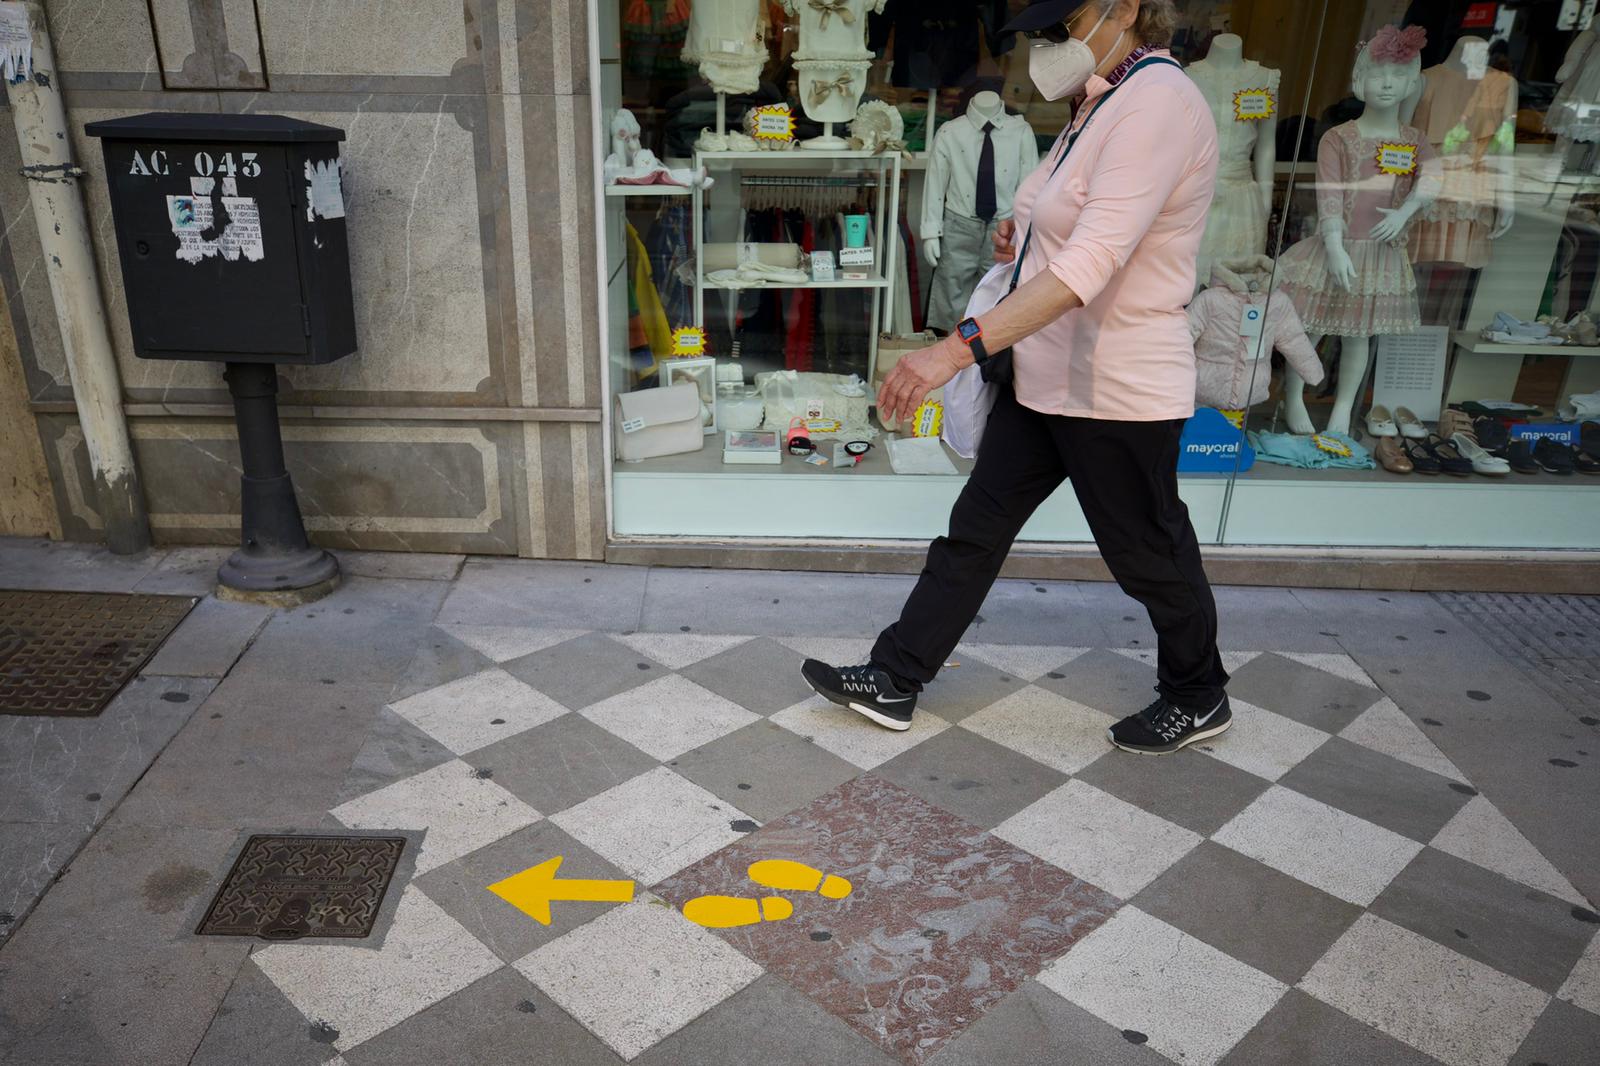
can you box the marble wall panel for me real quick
[148,0,202,83]
[45,0,161,81]
[256,0,477,83]
[515,0,592,95]
[517,419,604,560]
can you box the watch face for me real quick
[957,319,982,342]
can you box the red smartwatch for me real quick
[956,317,989,367]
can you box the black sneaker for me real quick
[1499,439,1540,475]
[1107,694,1232,755]
[1533,437,1576,475]
[801,660,917,731]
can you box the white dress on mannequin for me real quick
[783,0,885,140]
[1548,24,1600,142]
[1187,39,1279,283]
[683,0,767,96]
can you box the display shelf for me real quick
[704,274,889,291]
[699,149,892,164]
[1450,330,1600,358]
[605,184,693,197]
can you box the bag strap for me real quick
[1006,54,1182,295]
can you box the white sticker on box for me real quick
[305,158,346,222]
[621,417,646,434]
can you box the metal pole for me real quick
[4,1,149,553]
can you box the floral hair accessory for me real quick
[1365,24,1426,64]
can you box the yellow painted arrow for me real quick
[487,856,635,925]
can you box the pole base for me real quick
[218,544,340,600]
[216,572,341,609]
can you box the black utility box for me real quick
[85,113,356,365]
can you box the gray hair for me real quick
[1350,41,1422,101]
[1091,0,1180,47]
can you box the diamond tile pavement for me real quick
[227,627,1597,1065]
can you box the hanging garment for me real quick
[644,202,694,329]
[1548,28,1600,142]
[1275,121,1441,337]
[1187,59,1281,281]
[1187,255,1324,409]
[867,0,1013,89]
[1407,65,1515,268]
[922,110,1039,236]
[900,217,924,332]
[621,0,695,81]
[626,223,673,366]
[683,0,767,95]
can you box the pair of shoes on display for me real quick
[1537,312,1600,347]
[801,660,1232,755]
[1365,405,1427,439]
[1374,435,1413,473]
[1530,436,1600,475]
[1399,434,1470,475]
[1449,431,1512,476]
[1482,312,1565,345]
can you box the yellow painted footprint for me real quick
[747,859,853,900]
[682,895,793,929]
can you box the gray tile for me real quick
[141,597,272,678]
[415,822,632,964]
[1036,647,1159,717]
[0,821,250,1066]
[668,719,859,823]
[187,960,341,1066]
[131,547,233,595]
[1134,842,1362,985]
[465,712,658,817]
[344,967,620,1066]
[0,537,162,592]
[1509,996,1600,1066]
[1278,737,1472,843]
[920,655,1032,724]
[438,558,647,630]
[0,820,81,944]
[1208,586,1346,652]
[114,676,389,830]
[636,974,897,1066]
[638,567,917,637]
[1371,847,1595,994]
[966,578,1114,647]
[1075,746,1271,837]
[227,577,449,687]
[1226,653,1384,733]
[502,632,666,711]
[928,981,1172,1066]
[333,707,458,806]
[0,674,217,825]
[388,626,496,702]
[332,549,464,582]
[680,636,811,715]
[871,728,1069,829]
[1219,989,1446,1066]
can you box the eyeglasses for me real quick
[1022,21,1074,44]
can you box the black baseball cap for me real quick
[1000,0,1093,34]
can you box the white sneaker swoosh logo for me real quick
[876,694,913,704]
[1192,703,1222,729]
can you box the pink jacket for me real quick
[1187,256,1324,409]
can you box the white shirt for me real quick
[922,110,1041,238]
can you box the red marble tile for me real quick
[653,775,1120,1064]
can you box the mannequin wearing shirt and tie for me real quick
[923,91,1041,332]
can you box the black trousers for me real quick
[871,387,1228,710]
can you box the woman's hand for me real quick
[1323,241,1357,292]
[991,218,1017,264]
[1369,206,1412,243]
[878,336,967,425]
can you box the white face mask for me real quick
[1027,6,1124,101]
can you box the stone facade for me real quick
[0,0,607,558]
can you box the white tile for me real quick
[1301,913,1547,1066]
[957,644,1089,681]
[254,887,502,1052]
[1559,929,1600,1017]
[1213,786,1421,906]
[331,759,541,874]
[1198,699,1329,782]
[516,898,763,1060]
[1338,697,1465,783]
[769,693,950,770]
[774,636,875,666]
[959,685,1116,775]
[1431,796,1586,907]
[438,625,587,662]
[993,779,1201,899]
[611,632,752,669]
[1276,650,1378,688]
[1038,906,1286,1066]
[580,674,760,761]
[389,667,567,755]
[550,767,750,885]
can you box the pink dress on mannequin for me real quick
[1275,121,1441,336]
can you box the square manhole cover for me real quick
[0,589,196,717]
[197,834,407,941]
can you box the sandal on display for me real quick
[1401,437,1441,474]
[1532,437,1576,475]
[1438,407,1474,441]
[1501,439,1540,474]
[1364,405,1398,437]
[1374,435,1414,474]
[1394,406,1428,440]
[1449,432,1511,476]
[1423,434,1474,477]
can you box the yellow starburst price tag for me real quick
[1233,88,1276,121]
[669,327,707,357]
[1312,434,1353,458]
[1374,142,1418,176]
[911,400,944,439]
[1219,409,1246,429]
[751,104,796,143]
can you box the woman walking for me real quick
[804,0,1231,755]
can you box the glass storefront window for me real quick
[598,1,1600,550]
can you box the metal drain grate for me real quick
[0,589,196,717]
[197,834,407,941]
[1433,592,1600,712]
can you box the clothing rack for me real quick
[738,174,878,214]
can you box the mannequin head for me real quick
[610,109,643,163]
[1352,24,1425,104]
[968,90,1003,119]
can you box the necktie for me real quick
[975,121,998,223]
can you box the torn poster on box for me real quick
[166,193,265,264]
[304,158,345,221]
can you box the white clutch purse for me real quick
[614,383,705,462]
